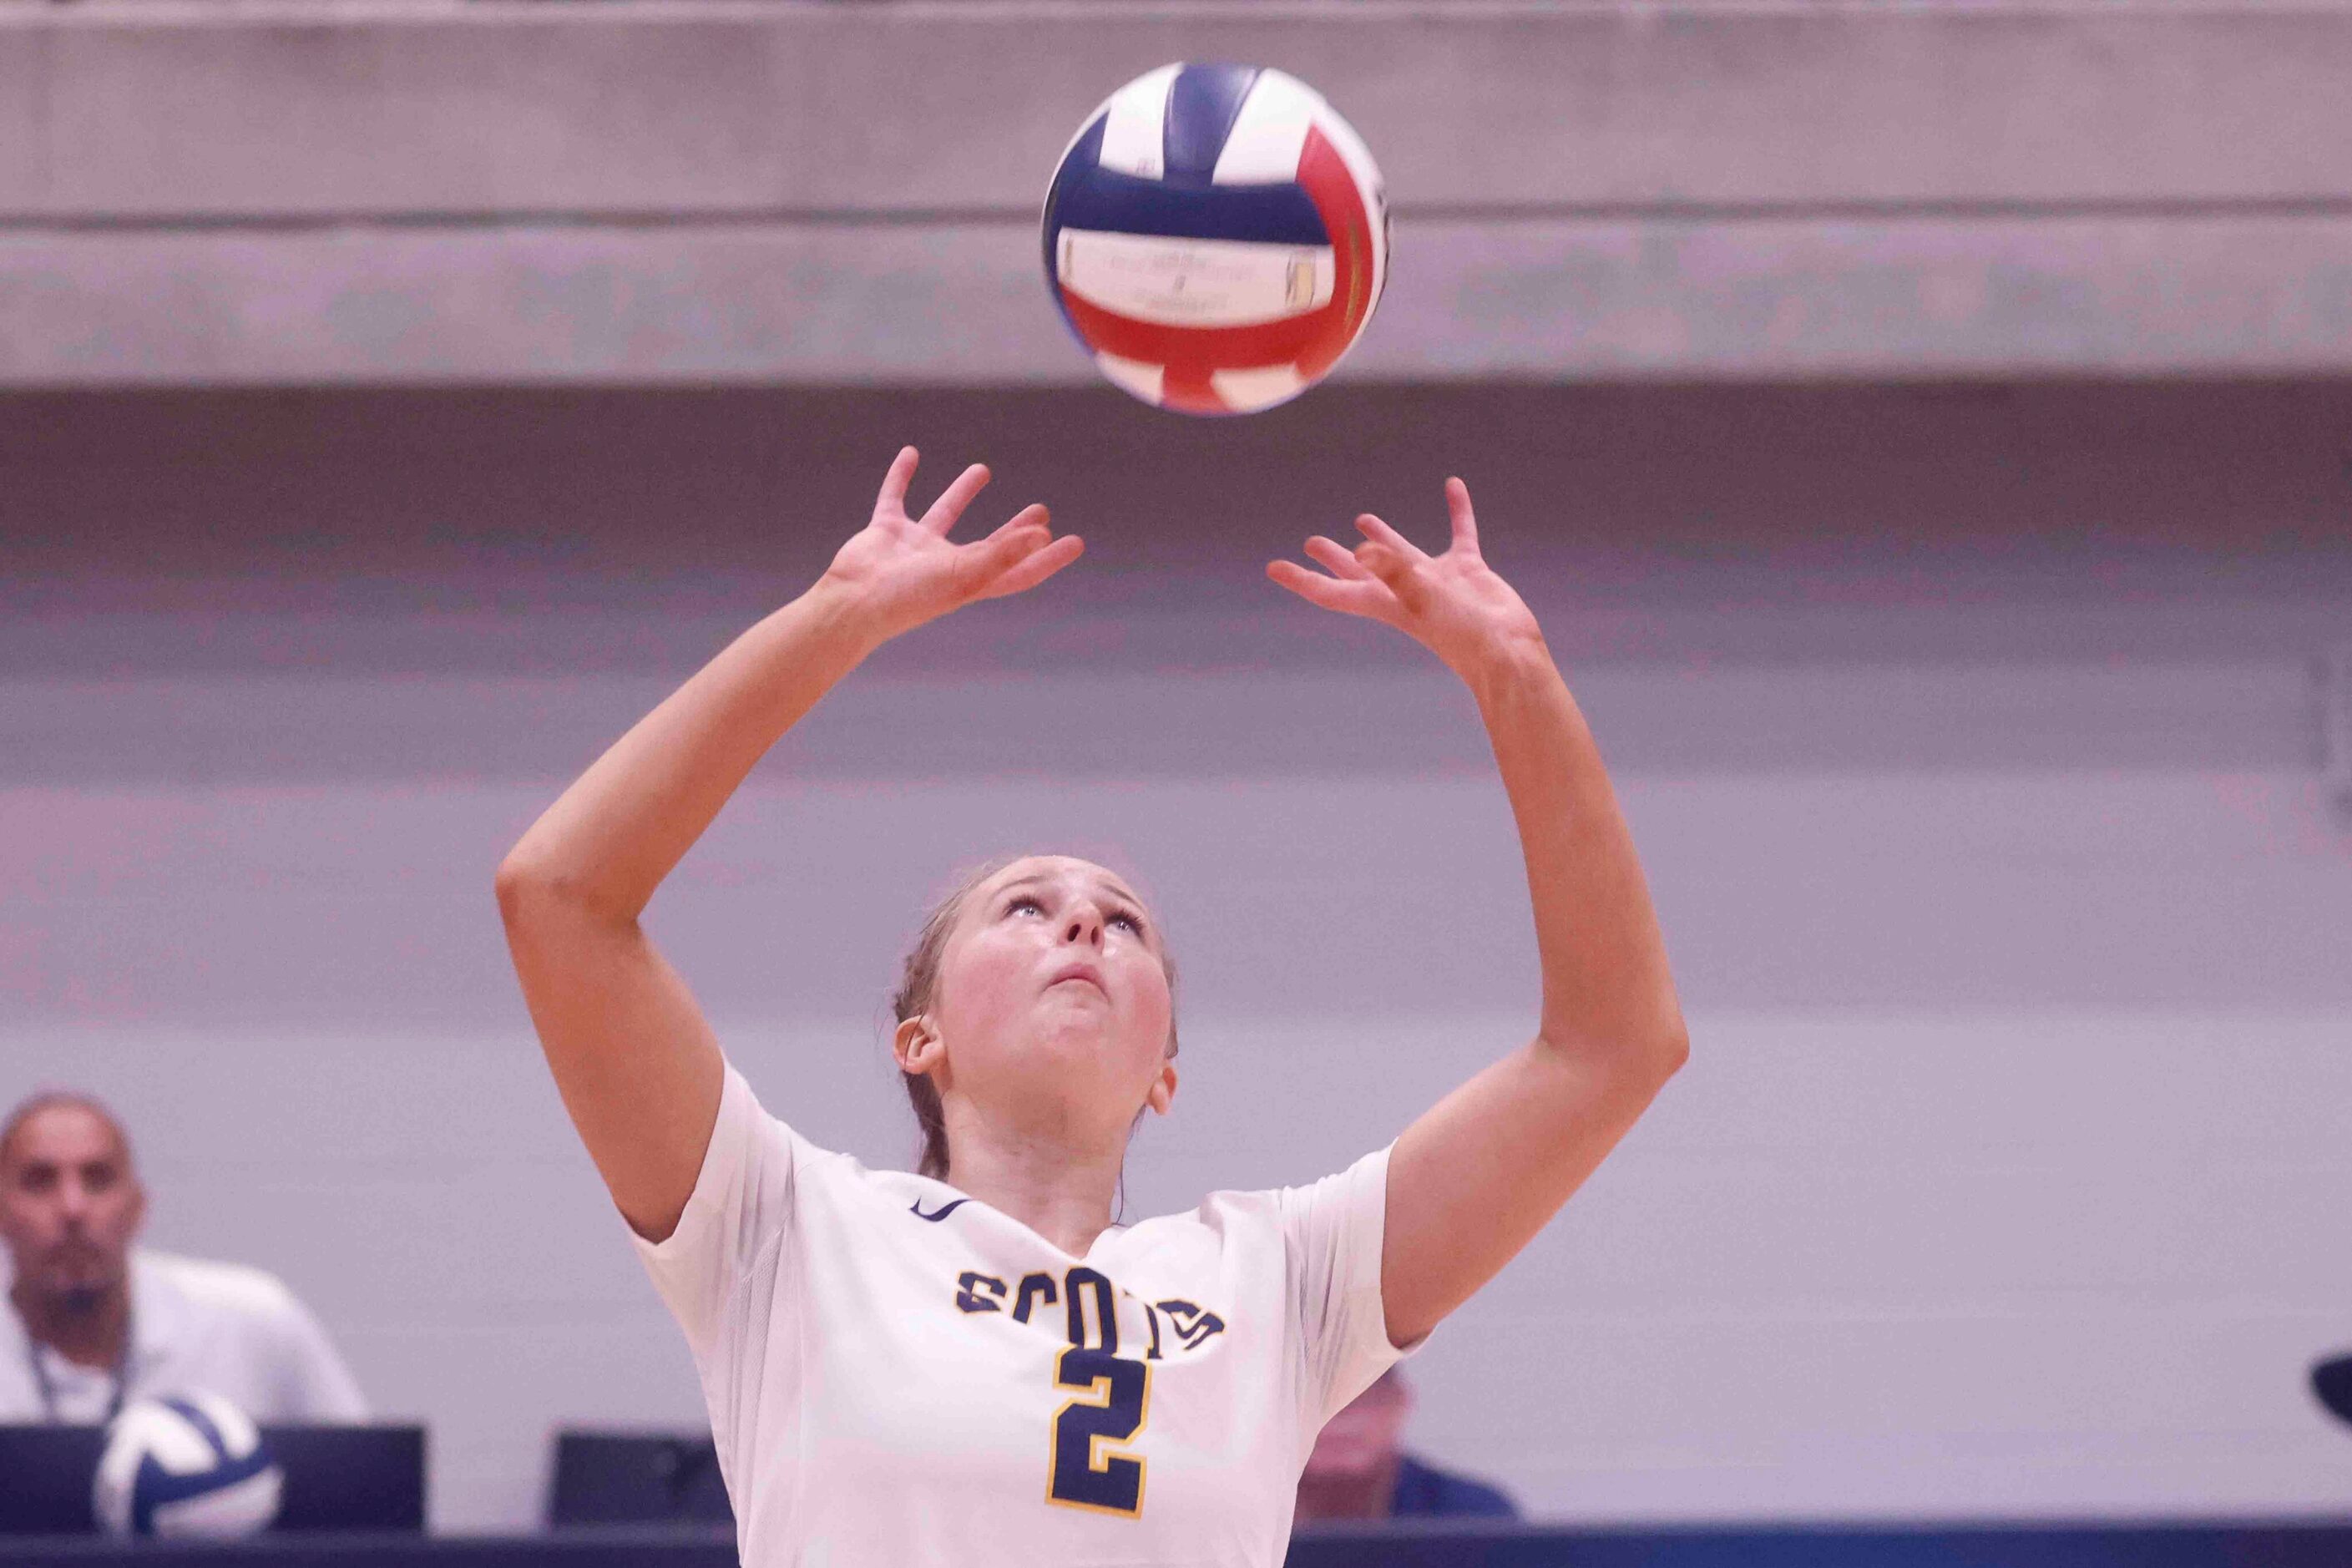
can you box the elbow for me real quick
[1652,1019,1692,1081]
[1611,1022,1687,1094]
[1633,1001,1692,1084]
[493,848,574,926]
[1627,989,1692,1084]
[495,848,638,935]
[1539,1014,1687,1089]
[492,850,537,916]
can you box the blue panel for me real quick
[1041,114,1108,263]
[1047,166,1330,248]
[1039,95,1328,357]
[1162,63,1261,185]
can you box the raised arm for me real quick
[1268,481,1687,1348]
[495,449,1080,1242]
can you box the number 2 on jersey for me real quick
[1048,1347,1151,1515]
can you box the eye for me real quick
[1109,908,1146,938]
[1005,895,1045,918]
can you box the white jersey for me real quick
[634,1065,1412,1567]
[0,1249,368,1425]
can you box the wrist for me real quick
[796,574,901,661]
[1449,629,1556,701]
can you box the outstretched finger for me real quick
[1445,478,1479,554]
[979,503,1050,545]
[953,509,1049,594]
[875,446,920,513]
[1303,535,1374,579]
[968,503,1057,562]
[921,463,994,535]
[1353,512,1427,564]
[1355,539,1417,582]
[1267,559,1393,620]
[978,531,1085,599]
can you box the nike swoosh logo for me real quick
[909,1197,969,1222]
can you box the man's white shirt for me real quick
[635,1065,1414,1568]
[0,1251,368,1424]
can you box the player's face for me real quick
[0,1105,144,1304]
[928,856,1176,1146]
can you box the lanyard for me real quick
[25,1324,131,1425]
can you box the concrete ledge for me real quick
[13,3,2352,384]
[12,213,2352,384]
[5,3,2352,218]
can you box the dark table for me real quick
[6,1519,2352,1568]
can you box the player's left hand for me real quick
[1267,478,1545,677]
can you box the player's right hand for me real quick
[816,447,1082,645]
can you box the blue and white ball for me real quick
[94,1393,284,1538]
[1043,63,1389,416]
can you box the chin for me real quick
[1027,1023,1145,1077]
[57,1284,109,1315]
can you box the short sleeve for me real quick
[1274,1143,1415,1428]
[630,1064,799,1362]
[271,1295,371,1423]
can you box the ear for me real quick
[893,1015,944,1078]
[1143,1060,1178,1116]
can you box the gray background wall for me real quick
[16,2,2352,383]
[5,382,2349,1530]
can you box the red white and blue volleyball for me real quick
[1042,63,1390,416]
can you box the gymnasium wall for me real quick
[5,382,2351,1530]
[13,3,2352,386]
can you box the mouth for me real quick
[1047,964,1108,996]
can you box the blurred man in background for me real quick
[0,1090,368,1424]
[1295,1366,1519,1522]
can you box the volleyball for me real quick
[1041,63,1389,416]
[93,1393,285,1539]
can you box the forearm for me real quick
[1380,646,1685,1342]
[498,581,881,923]
[1461,638,1686,1065]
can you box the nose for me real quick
[1061,906,1104,948]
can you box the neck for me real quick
[10,1277,130,1371]
[938,1109,1125,1257]
[1295,1456,1404,1522]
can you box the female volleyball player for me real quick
[496,449,1687,1565]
